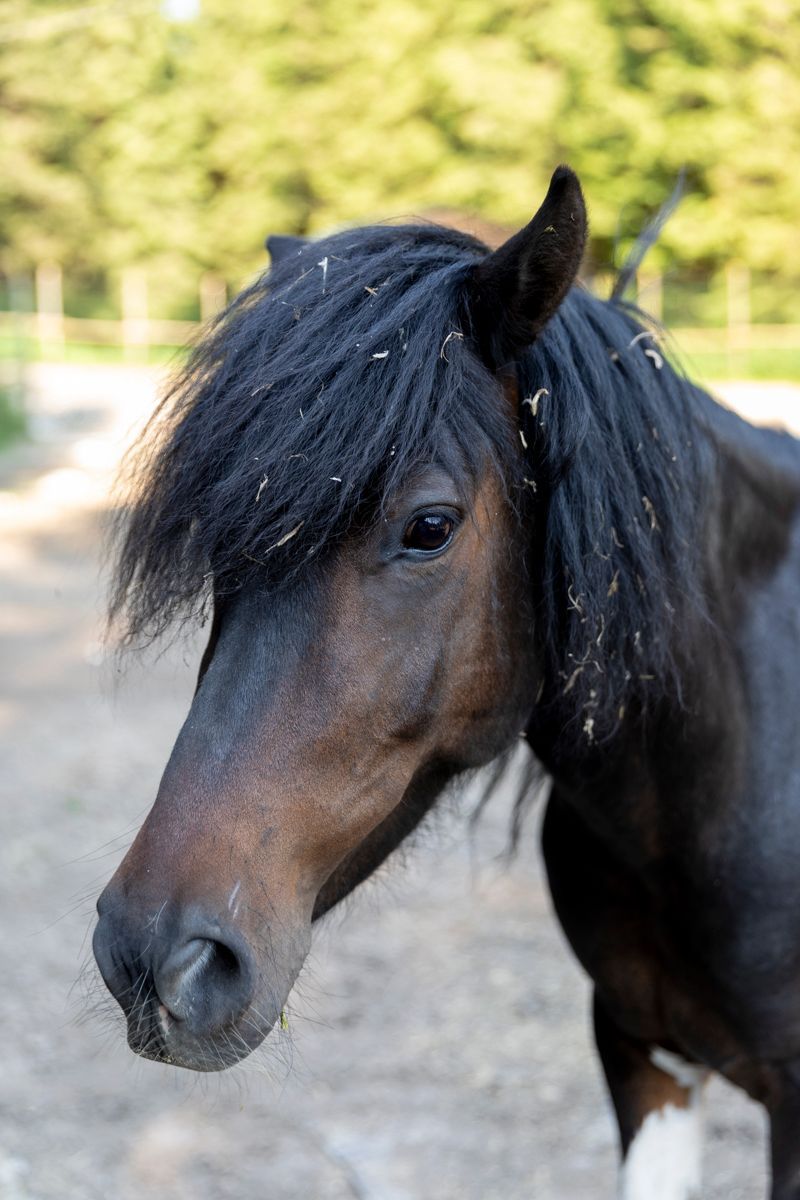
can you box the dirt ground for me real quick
[3,364,797,1199]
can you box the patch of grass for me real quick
[52,341,187,366]
[0,384,26,450]
[0,336,189,367]
[684,347,800,383]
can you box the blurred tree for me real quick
[0,0,798,312]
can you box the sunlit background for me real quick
[0,2,797,1197]
[1,0,800,387]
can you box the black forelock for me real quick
[108,222,513,645]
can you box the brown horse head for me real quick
[93,167,587,1070]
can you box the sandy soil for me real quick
[2,364,794,1199]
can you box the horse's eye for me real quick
[402,513,455,554]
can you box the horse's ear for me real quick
[265,234,308,264]
[469,165,587,369]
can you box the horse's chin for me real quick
[126,994,270,1072]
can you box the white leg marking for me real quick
[619,1099,703,1200]
[650,1047,706,1091]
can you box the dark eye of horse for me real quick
[402,513,455,554]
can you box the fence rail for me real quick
[669,325,800,353]
[0,310,199,353]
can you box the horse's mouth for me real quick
[126,993,262,1072]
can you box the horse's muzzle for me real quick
[92,889,272,1071]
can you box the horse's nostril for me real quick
[155,934,253,1034]
[157,938,217,1017]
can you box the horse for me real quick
[92,165,800,1199]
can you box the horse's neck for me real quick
[704,413,800,612]
[531,403,800,849]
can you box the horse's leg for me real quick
[542,794,710,1196]
[769,1076,800,1199]
[594,993,707,1200]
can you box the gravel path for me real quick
[0,365,784,1199]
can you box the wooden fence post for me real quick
[121,267,149,361]
[200,273,226,323]
[726,262,751,374]
[35,261,65,356]
[6,273,33,408]
[639,270,663,322]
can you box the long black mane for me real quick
[110,220,715,738]
[516,290,713,741]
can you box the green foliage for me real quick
[1,0,799,309]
